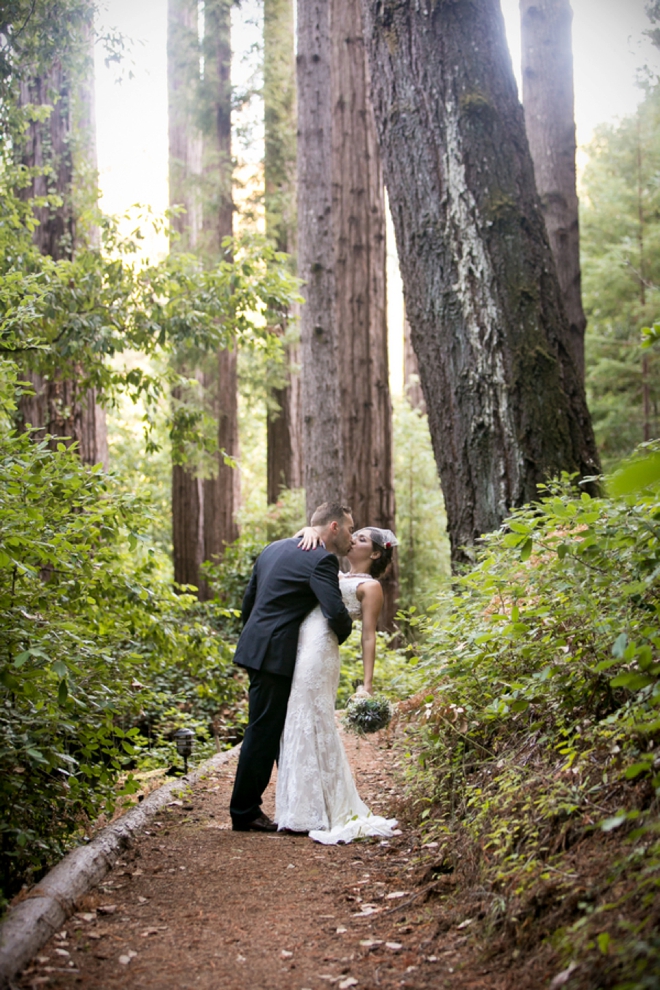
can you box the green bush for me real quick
[0,426,243,908]
[403,471,660,988]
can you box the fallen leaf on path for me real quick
[87,933,102,940]
[385,891,408,899]
[54,949,70,958]
[336,927,347,934]
[97,904,117,915]
[137,896,148,904]
[76,912,96,923]
[359,940,383,948]
[456,918,473,929]
[281,950,293,959]
[118,950,137,965]
[339,979,358,989]
[550,963,579,988]
[385,942,402,952]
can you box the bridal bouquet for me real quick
[343,694,394,735]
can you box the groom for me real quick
[229,501,354,832]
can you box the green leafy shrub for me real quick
[402,474,660,988]
[0,425,243,908]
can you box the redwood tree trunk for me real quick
[201,0,239,588]
[403,314,425,411]
[520,0,586,378]
[17,13,107,467]
[264,0,302,503]
[168,0,204,588]
[331,0,396,624]
[297,0,343,517]
[360,0,599,563]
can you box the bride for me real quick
[275,525,399,844]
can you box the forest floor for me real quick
[16,726,568,990]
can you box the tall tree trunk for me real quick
[403,314,425,411]
[264,0,302,503]
[200,0,238,594]
[168,0,204,589]
[520,0,586,378]
[297,0,343,517]
[331,0,397,625]
[17,11,107,467]
[360,0,600,564]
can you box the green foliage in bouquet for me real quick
[343,695,394,736]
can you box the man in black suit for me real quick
[229,501,354,832]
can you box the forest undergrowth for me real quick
[394,463,660,990]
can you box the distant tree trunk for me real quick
[297,0,343,517]
[403,314,425,412]
[331,0,396,625]
[264,0,302,503]
[168,0,204,589]
[360,0,600,564]
[200,0,238,593]
[17,11,107,467]
[520,0,586,378]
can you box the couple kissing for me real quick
[229,501,398,844]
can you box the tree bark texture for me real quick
[201,0,239,589]
[520,0,586,378]
[331,0,396,624]
[332,0,394,534]
[265,0,303,502]
[267,364,303,501]
[360,0,599,563]
[16,13,107,466]
[168,0,205,590]
[297,0,344,517]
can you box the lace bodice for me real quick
[339,573,372,619]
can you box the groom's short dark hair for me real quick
[311,501,352,527]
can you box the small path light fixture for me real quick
[173,727,195,775]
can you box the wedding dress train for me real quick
[275,574,397,844]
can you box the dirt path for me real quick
[16,730,497,990]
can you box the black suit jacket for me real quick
[233,538,352,678]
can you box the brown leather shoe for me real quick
[232,813,278,833]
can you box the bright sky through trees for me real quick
[94,0,660,393]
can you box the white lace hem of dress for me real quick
[308,813,398,845]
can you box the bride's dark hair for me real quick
[366,529,394,580]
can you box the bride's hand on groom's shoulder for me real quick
[295,526,320,551]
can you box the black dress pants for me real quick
[229,667,292,826]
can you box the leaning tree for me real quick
[360,0,599,563]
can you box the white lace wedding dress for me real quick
[275,573,398,844]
